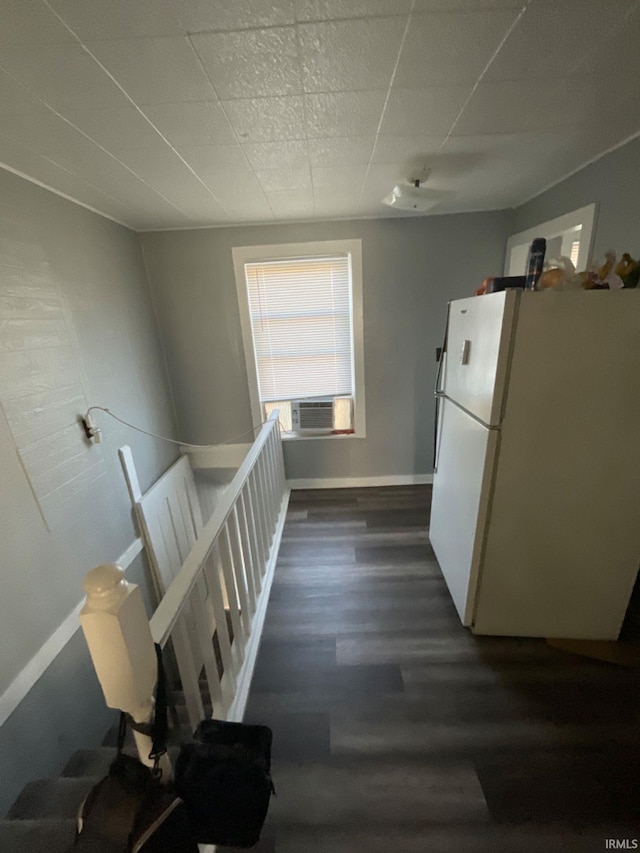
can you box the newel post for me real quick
[80,563,171,776]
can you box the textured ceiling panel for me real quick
[61,108,164,150]
[295,0,412,19]
[46,0,185,40]
[312,185,367,216]
[178,144,250,174]
[255,167,312,192]
[44,144,188,212]
[141,101,236,146]
[242,139,310,170]
[178,0,296,32]
[86,37,216,104]
[198,169,265,201]
[393,9,521,87]
[0,0,74,44]
[192,28,303,99]
[371,134,444,165]
[298,17,406,93]
[312,164,367,189]
[0,131,133,216]
[380,86,472,136]
[223,196,275,221]
[451,77,613,137]
[0,110,97,154]
[112,146,197,186]
[0,0,636,228]
[305,91,387,138]
[307,137,375,167]
[223,96,306,143]
[413,0,525,9]
[0,70,45,115]
[0,42,128,110]
[484,0,636,82]
[576,5,640,103]
[265,188,315,219]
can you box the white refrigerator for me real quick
[429,289,640,640]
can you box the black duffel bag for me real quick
[174,718,275,848]
[75,645,198,853]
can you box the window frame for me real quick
[232,239,366,440]
[504,203,597,276]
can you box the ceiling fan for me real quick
[382,173,448,213]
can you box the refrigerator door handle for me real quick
[433,306,451,471]
[434,303,450,394]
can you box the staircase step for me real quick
[173,700,213,725]
[101,719,136,748]
[62,747,117,778]
[0,819,76,853]
[102,722,193,748]
[7,777,97,820]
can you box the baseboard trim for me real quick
[288,474,433,490]
[0,537,144,728]
[226,489,291,723]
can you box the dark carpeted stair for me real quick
[1,681,210,852]
[0,818,78,853]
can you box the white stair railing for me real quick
[81,413,289,765]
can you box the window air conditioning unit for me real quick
[291,400,334,433]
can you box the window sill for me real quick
[282,431,365,441]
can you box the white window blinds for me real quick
[244,254,353,403]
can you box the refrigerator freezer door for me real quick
[444,291,517,426]
[429,398,498,625]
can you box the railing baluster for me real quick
[236,492,257,614]
[260,450,275,548]
[263,438,278,531]
[240,486,262,597]
[275,420,287,493]
[218,523,247,658]
[228,506,253,634]
[255,454,272,554]
[267,429,282,517]
[188,585,223,717]
[171,615,204,732]
[246,473,266,580]
[204,542,236,705]
[250,467,269,575]
[262,431,277,530]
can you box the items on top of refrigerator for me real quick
[474,246,640,295]
[539,256,583,290]
[474,277,493,296]
[486,276,526,293]
[589,250,624,289]
[474,276,525,296]
[616,253,640,288]
[524,237,547,291]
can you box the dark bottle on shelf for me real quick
[524,237,546,291]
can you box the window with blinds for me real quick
[233,239,365,439]
[243,254,355,427]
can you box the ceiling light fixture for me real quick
[382,174,446,213]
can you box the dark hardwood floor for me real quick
[241,485,640,852]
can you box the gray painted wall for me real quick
[511,137,640,262]
[2,133,636,818]
[0,168,176,814]
[140,213,510,481]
